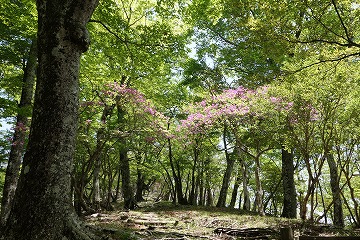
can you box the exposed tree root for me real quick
[64,213,102,240]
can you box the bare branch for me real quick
[331,0,352,41]
[285,37,360,48]
[207,25,240,47]
[307,2,348,42]
[89,19,165,48]
[290,52,360,74]
[89,19,128,44]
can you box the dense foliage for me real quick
[1,0,360,229]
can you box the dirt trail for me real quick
[85,202,356,240]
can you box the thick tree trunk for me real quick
[1,39,37,227]
[326,153,344,227]
[281,147,297,219]
[2,1,99,239]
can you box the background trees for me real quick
[1,0,360,235]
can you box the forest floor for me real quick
[86,201,359,240]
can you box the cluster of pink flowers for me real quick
[177,85,296,137]
[80,82,173,144]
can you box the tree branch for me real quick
[89,19,164,48]
[285,38,360,48]
[290,52,360,74]
[307,2,347,42]
[331,0,352,42]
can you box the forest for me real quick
[1,0,360,239]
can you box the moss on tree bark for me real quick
[2,1,99,239]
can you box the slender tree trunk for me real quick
[216,126,235,208]
[175,160,188,204]
[117,106,136,210]
[281,146,297,218]
[2,1,99,239]
[0,39,37,227]
[119,147,136,209]
[229,168,241,208]
[113,164,122,202]
[206,187,213,206]
[241,158,251,211]
[216,152,235,208]
[135,167,145,202]
[189,141,199,205]
[326,153,344,227]
[92,105,114,210]
[254,155,264,215]
[198,163,204,206]
[167,132,187,204]
[92,154,102,210]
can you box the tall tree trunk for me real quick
[241,159,251,211]
[281,146,297,218]
[167,133,187,204]
[198,163,204,206]
[229,167,241,209]
[117,106,136,210]
[135,167,145,202]
[216,161,233,207]
[216,126,235,208]
[119,148,136,209]
[254,154,264,216]
[2,1,99,239]
[175,160,188,204]
[1,39,37,227]
[189,141,199,205]
[92,154,102,210]
[92,105,114,210]
[326,153,344,227]
[113,165,122,202]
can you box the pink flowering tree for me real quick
[177,85,293,214]
[75,82,169,211]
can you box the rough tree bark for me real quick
[0,39,37,227]
[2,0,99,239]
[281,146,297,219]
